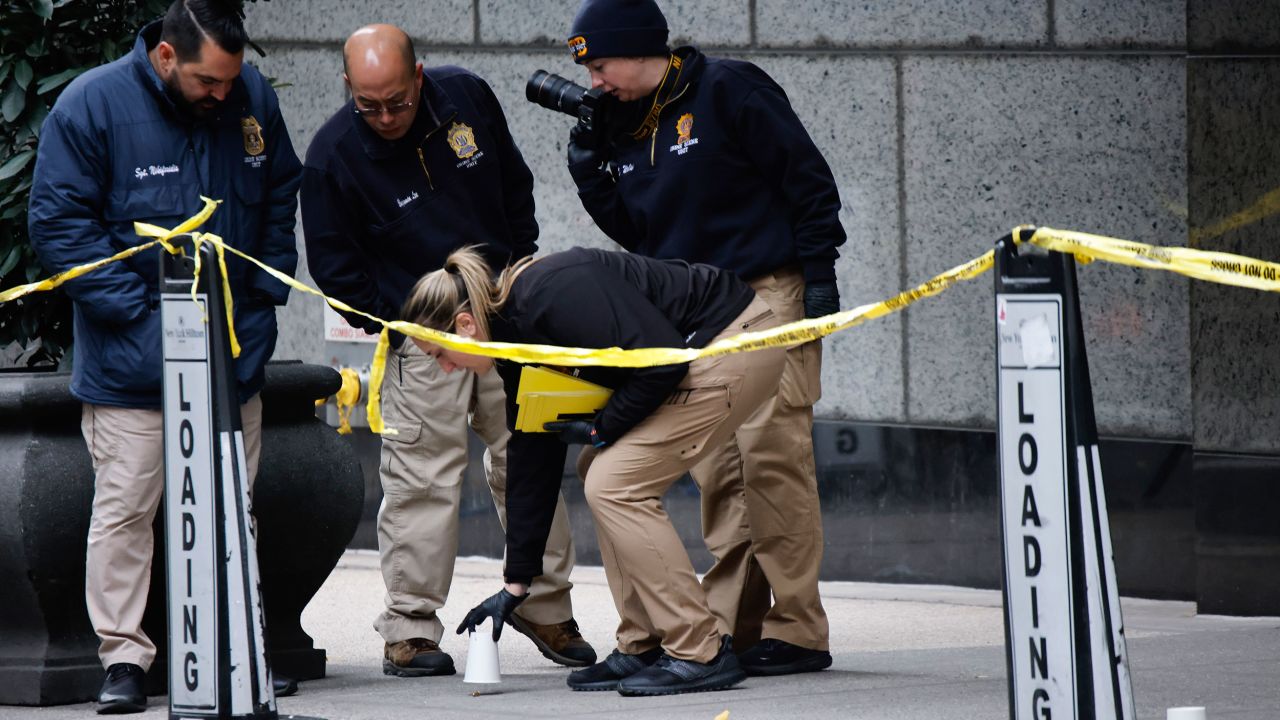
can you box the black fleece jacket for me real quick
[493,247,753,584]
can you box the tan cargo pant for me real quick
[583,296,785,663]
[83,395,263,670]
[691,266,831,652]
[373,340,576,644]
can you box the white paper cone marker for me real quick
[1167,708,1206,720]
[464,630,501,684]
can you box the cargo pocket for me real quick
[779,339,822,409]
[377,373,423,484]
[649,379,741,461]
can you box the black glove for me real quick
[455,588,526,642]
[567,122,603,169]
[544,419,605,447]
[803,280,840,319]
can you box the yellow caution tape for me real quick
[134,198,241,358]
[333,367,361,435]
[11,198,1280,436]
[1019,226,1280,292]
[0,196,217,304]
[367,329,394,435]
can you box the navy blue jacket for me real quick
[571,47,845,283]
[300,66,538,337]
[490,248,755,584]
[28,22,302,408]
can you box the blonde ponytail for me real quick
[400,247,537,338]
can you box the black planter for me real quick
[0,362,362,706]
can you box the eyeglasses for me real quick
[353,99,415,117]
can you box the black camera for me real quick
[526,69,611,133]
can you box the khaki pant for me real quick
[584,296,785,663]
[373,340,576,644]
[83,395,263,670]
[692,266,831,652]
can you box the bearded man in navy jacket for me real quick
[28,0,302,713]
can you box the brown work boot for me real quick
[508,615,598,667]
[382,638,456,677]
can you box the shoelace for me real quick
[105,665,139,681]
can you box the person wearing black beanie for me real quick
[557,0,841,698]
[566,0,670,65]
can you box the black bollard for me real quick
[0,361,361,707]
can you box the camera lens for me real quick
[526,70,589,117]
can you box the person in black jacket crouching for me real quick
[402,246,785,696]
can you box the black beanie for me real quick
[566,0,669,64]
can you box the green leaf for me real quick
[1,80,26,123]
[32,0,53,20]
[26,36,46,58]
[0,149,34,180]
[13,125,34,147]
[0,62,12,89]
[14,60,32,90]
[0,244,22,278]
[36,66,82,94]
[0,204,24,221]
[26,99,48,135]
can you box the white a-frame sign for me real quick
[160,236,277,720]
[994,235,1136,720]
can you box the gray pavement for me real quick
[6,550,1279,720]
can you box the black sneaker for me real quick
[97,663,146,715]
[272,673,299,697]
[567,647,662,691]
[616,636,746,697]
[737,638,832,676]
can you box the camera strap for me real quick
[629,53,686,141]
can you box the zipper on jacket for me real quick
[649,84,690,167]
[414,117,452,191]
[416,148,434,190]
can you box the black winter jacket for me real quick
[571,47,845,283]
[493,247,753,583]
[301,66,538,335]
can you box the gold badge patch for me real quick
[241,115,265,156]
[447,122,479,159]
[676,113,694,145]
[568,35,588,58]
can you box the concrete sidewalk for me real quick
[7,550,1279,719]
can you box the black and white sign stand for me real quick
[994,233,1135,720]
[160,237,317,720]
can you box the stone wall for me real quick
[245,1,1275,447]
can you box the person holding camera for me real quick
[410,245,786,695]
[548,0,844,678]
[299,24,595,678]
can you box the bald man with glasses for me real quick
[300,24,595,678]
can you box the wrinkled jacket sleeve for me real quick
[473,76,538,260]
[28,109,151,326]
[300,166,397,333]
[734,84,845,283]
[568,152,644,251]
[499,358,568,585]
[250,90,302,304]
[533,278,688,443]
